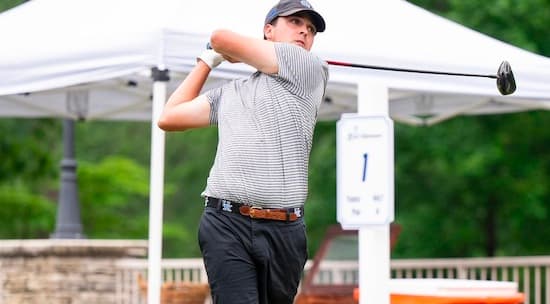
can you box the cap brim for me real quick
[279,9,326,32]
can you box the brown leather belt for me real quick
[205,197,303,222]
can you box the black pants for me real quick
[198,207,308,304]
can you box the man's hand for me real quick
[197,49,225,69]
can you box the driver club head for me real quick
[496,61,516,95]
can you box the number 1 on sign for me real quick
[362,153,368,182]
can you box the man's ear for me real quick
[264,23,274,40]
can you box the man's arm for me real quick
[157,60,213,131]
[158,29,275,131]
[210,29,279,75]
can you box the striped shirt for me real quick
[202,43,329,208]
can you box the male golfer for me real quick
[157,0,328,303]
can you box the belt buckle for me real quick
[249,206,262,219]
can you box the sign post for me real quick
[336,83,394,304]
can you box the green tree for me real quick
[75,121,216,257]
[152,127,219,257]
[409,0,550,56]
[0,184,55,238]
[395,0,550,258]
[77,156,151,238]
[0,119,59,238]
[306,121,338,254]
[0,0,24,12]
[0,119,59,183]
[392,111,550,258]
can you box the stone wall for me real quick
[0,239,147,304]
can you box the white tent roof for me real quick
[1,0,549,125]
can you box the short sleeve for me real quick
[205,86,223,125]
[274,43,329,98]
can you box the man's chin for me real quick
[293,41,309,50]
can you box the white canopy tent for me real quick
[1,0,550,303]
[2,0,550,123]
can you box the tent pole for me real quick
[147,68,169,304]
[357,82,393,304]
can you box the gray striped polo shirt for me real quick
[202,42,329,208]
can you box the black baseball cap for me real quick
[264,0,326,33]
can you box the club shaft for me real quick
[326,60,498,79]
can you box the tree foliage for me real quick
[0,0,23,12]
[77,156,150,238]
[306,121,338,254]
[0,183,55,238]
[395,0,550,258]
[0,119,59,183]
[409,0,550,55]
[393,112,550,258]
[0,119,59,239]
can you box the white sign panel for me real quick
[337,114,394,227]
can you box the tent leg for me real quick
[147,69,169,304]
[357,82,393,304]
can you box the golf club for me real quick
[326,60,516,96]
[205,43,516,95]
